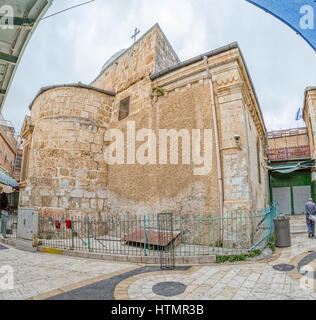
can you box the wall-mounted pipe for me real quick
[203,56,224,241]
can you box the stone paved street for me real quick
[0,216,315,300]
[0,247,137,300]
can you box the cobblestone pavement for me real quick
[0,246,137,300]
[0,216,315,300]
[112,230,316,300]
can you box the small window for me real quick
[118,97,130,121]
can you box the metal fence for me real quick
[0,209,18,240]
[38,203,278,257]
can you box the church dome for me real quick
[101,49,126,73]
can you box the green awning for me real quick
[267,160,315,174]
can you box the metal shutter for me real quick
[273,187,291,215]
[293,186,311,215]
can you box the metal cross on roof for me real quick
[131,28,140,43]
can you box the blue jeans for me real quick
[307,216,315,236]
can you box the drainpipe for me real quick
[203,56,223,241]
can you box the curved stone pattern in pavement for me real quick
[297,252,316,280]
[115,265,316,300]
[47,266,190,300]
[273,264,295,272]
[0,224,316,301]
[152,282,187,297]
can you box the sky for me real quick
[2,0,316,134]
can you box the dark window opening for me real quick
[118,97,130,121]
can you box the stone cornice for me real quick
[28,83,115,112]
[21,116,34,139]
[152,49,240,88]
[303,87,316,120]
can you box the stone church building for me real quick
[19,24,269,218]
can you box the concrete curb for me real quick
[0,237,16,247]
[37,247,216,265]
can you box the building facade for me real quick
[267,128,313,215]
[19,24,269,218]
[0,116,20,207]
[303,87,316,202]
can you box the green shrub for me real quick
[248,249,262,258]
[216,256,229,263]
[238,254,246,261]
[216,253,247,264]
[268,233,276,252]
[228,256,238,263]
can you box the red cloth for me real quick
[55,220,61,229]
[65,220,72,229]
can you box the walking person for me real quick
[305,198,315,238]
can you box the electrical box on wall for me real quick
[16,208,38,252]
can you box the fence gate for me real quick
[158,213,175,270]
[1,210,8,237]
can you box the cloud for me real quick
[2,0,316,134]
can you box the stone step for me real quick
[290,224,307,234]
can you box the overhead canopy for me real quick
[0,170,18,187]
[0,0,52,112]
[246,0,316,52]
[267,160,315,174]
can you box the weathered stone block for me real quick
[96,190,107,199]
[42,207,65,218]
[60,168,69,176]
[84,190,96,198]
[97,199,104,210]
[42,196,52,207]
[90,199,97,209]
[81,199,90,210]
[70,189,83,198]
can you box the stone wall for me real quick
[105,84,218,216]
[304,88,316,158]
[104,47,268,215]
[19,87,114,217]
[19,25,269,218]
[152,48,267,213]
[303,88,316,202]
[92,24,179,122]
[154,27,180,73]
[245,107,268,211]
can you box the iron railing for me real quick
[0,209,18,240]
[37,204,278,257]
